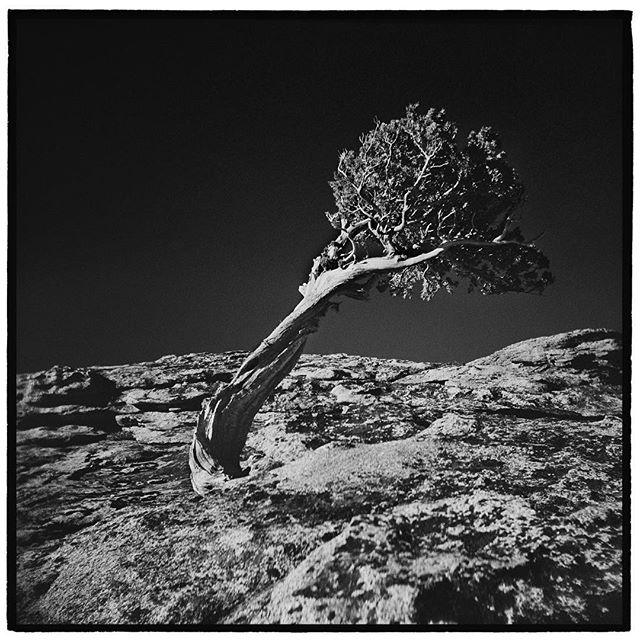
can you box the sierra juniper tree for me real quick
[189,104,553,494]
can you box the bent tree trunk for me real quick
[188,238,515,494]
[189,262,379,495]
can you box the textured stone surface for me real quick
[14,329,624,626]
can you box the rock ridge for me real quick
[14,329,624,625]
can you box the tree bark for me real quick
[189,237,519,494]
[188,262,377,494]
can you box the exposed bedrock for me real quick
[14,329,624,625]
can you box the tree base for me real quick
[189,433,250,496]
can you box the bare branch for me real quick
[403,125,437,161]
[346,236,537,276]
[492,215,512,242]
[393,152,434,233]
[383,129,400,177]
[436,207,457,236]
[335,218,369,246]
[438,168,463,200]
[338,163,381,220]
[338,226,358,265]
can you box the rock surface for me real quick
[14,329,624,626]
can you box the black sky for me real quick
[13,12,628,373]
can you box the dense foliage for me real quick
[317,104,553,300]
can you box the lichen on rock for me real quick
[14,329,624,626]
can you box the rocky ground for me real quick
[13,328,624,626]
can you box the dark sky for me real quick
[13,13,628,373]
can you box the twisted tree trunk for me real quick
[188,263,377,494]
[188,238,515,494]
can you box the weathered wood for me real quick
[189,265,369,494]
[188,234,535,494]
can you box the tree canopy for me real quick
[312,104,553,301]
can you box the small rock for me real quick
[294,367,338,380]
[426,413,478,437]
[330,384,372,405]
